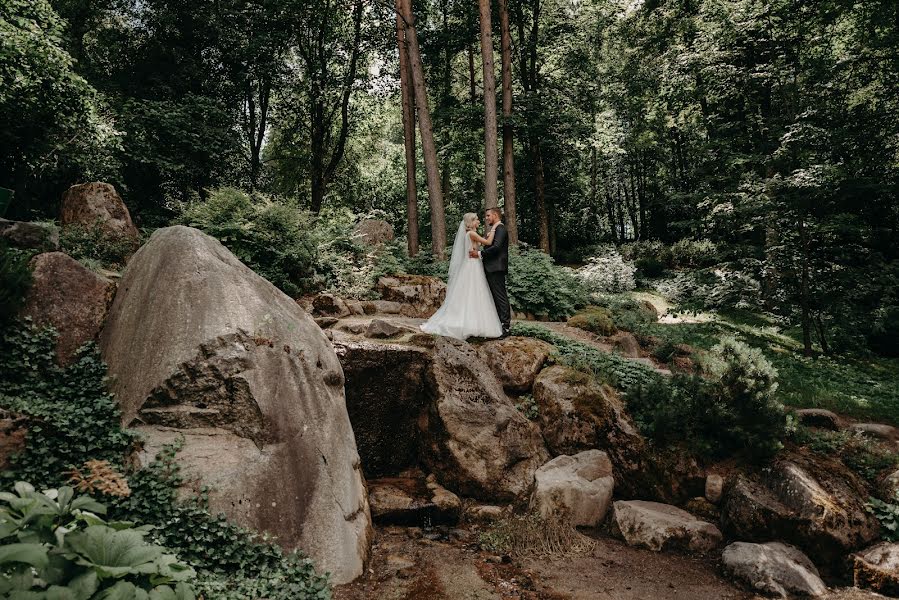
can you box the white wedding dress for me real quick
[420,222,503,340]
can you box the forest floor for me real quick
[334,524,886,600]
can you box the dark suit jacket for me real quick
[481,223,509,273]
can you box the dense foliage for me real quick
[506,250,588,319]
[0,482,196,599]
[0,241,32,323]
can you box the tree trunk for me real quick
[499,0,517,244]
[532,140,550,252]
[468,44,478,105]
[396,2,419,256]
[798,217,813,356]
[478,0,499,210]
[398,0,447,258]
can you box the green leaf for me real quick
[0,543,49,568]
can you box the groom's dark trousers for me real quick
[481,223,511,335]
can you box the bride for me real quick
[420,213,503,340]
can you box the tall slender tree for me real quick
[396,0,419,256]
[398,0,447,258]
[498,0,518,243]
[477,0,499,209]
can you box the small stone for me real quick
[705,474,724,504]
[340,322,367,335]
[314,317,339,329]
[312,293,351,318]
[465,504,504,523]
[365,319,406,339]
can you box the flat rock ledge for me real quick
[722,541,827,598]
[610,500,722,554]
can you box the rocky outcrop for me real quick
[479,336,553,393]
[335,341,430,478]
[610,500,722,554]
[368,475,461,526]
[531,450,614,527]
[721,455,879,570]
[60,182,139,242]
[0,218,59,251]
[612,332,641,358]
[365,319,410,339]
[352,219,394,246]
[376,275,446,318]
[722,542,827,598]
[850,422,898,440]
[100,226,371,584]
[421,337,549,501]
[796,408,841,430]
[23,252,116,365]
[532,365,701,502]
[313,293,351,318]
[853,542,899,596]
[879,468,899,502]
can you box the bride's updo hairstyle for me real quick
[463,212,479,231]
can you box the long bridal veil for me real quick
[419,219,502,340]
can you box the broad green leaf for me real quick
[0,543,49,568]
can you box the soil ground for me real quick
[335,525,887,600]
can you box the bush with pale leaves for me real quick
[576,247,637,293]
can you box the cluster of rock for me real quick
[9,186,899,596]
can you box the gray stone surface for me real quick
[100,226,371,584]
[611,500,722,554]
[478,336,553,393]
[722,541,827,598]
[853,542,899,596]
[352,219,394,246]
[531,450,614,527]
[0,218,58,250]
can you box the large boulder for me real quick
[530,450,614,527]
[335,341,430,478]
[610,500,723,554]
[352,219,394,246]
[375,275,447,318]
[853,542,899,596]
[721,455,880,570]
[0,218,59,251]
[60,182,139,242]
[99,226,371,584]
[722,541,827,598]
[420,337,549,501]
[478,336,553,393]
[532,365,702,502]
[23,252,116,365]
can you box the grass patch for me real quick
[478,512,597,557]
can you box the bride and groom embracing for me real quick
[420,207,511,340]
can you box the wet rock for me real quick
[721,456,879,570]
[23,252,116,365]
[610,500,722,554]
[531,450,615,527]
[313,293,351,318]
[853,542,899,596]
[478,336,553,393]
[0,218,58,251]
[722,541,827,598]
[335,341,430,478]
[421,337,549,502]
[365,319,408,339]
[60,182,139,243]
[796,408,841,430]
[706,474,724,504]
[100,226,371,584]
[368,477,460,526]
[376,275,447,318]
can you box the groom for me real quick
[470,207,511,338]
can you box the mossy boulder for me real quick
[567,306,616,336]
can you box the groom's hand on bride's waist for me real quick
[468,248,479,258]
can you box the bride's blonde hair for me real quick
[463,212,479,231]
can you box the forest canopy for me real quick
[2,0,898,356]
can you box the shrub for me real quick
[619,240,670,266]
[635,257,666,278]
[507,250,588,320]
[567,306,616,336]
[0,241,32,323]
[0,482,196,598]
[179,188,319,296]
[869,304,899,357]
[670,239,719,268]
[629,337,787,460]
[477,512,596,557]
[576,246,637,293]
[59,221,136,270]
[794,427,899,486]
[653,264,763,312]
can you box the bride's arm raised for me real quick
[468,230,492,245]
